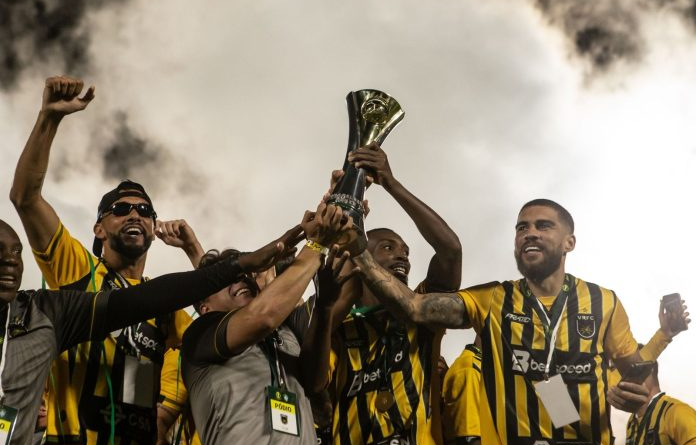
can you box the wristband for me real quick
[305,240,328,254]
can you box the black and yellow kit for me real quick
[458,275,641,445]
[34,223,192,445]
[329,301,444,445]
[626,393,696,445]
[441,344,482,443]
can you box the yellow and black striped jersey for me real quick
[626,393,696,445]
[458,275,638,445]
[34,222,192,445]
[328,306,444,445]
[441,344,482,443]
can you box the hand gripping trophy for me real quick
[328,90,404,254]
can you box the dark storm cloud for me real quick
[533,0,643,75]
[100,111,206,194]
[102,112,161,180]
[0,0,126,89]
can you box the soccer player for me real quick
[624,358,696,445]
[10,76,203,445]
[441,337,482,445]
[350,199,688,445]
[302,143,462,445]
[180,203,351,445]
[0,216,309,445]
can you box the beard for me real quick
[108,232,153,260]
[515,246,563,283]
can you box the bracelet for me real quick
[305,240,328,254]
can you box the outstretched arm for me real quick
[352,249,469,329]
[10,76,95,251]
[349,142,462,291]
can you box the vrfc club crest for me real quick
[576,314,596,339]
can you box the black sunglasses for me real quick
[100,202,157,220]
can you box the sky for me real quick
[2,0,696,441]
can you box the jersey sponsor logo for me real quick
[346,350,404,397]
[576,314,596,339]
[511,349,593,375]
[505,312,531,324]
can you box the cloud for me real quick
[533,0,644,76]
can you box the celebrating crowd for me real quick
[0,75,694,445]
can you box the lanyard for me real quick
[349,306,405,391]
[261,331,288,389]
[0,305,11,403]
[520,274,573,380]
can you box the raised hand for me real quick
[658,295,690,338]
[347,142,394,187]
[42,76,95,117]
[301,202,353,248]
[607,381,650,413]
[238,224,304,273]
[314,245,358,310]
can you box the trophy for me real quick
[328,89,405,253]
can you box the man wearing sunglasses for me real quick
[11,76,202,445]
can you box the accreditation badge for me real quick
[266,386,299,436]
[0,405,18,445]
[534,374,580,427]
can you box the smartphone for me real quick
[663,293,688,332]
[620,361,655,385]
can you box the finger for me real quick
[365,142,381,151]
[363,199,370,217]
[59,78,69,96]
[66,80,78,97]
[302,210,315,225]
[80,86,96,103]
[325,244,339,266]
[337,266,361,286]
[73,79,84,97]
[155,219,164,233]
[330,206,343,227]
[333,250,350,275]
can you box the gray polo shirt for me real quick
[181,309,316,445]
[1,289,107,445]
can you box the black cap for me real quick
[92,180,155,257]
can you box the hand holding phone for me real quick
[661,293,689,335]
[620,361,655,385]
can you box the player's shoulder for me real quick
[462,280,503,293]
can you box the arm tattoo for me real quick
[354,251,468,328]
[354,251,418,320]
[420,293,468,328]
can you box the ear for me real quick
[563,234,576,254]
[93,222,106,240]
[199,302,210,315]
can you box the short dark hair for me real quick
[193,248,257,314]
[520,199,574,233]
[366,228,398,239]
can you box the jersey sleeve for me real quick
[665,402,696,445]
[32,222,95,289]
[181,311,236,366]
[604,296,639,360]
[456,282,497,333]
